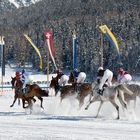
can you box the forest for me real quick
[0,0,140,79]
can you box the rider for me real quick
[117,67,124,83]
[15,71,21,81]
[56,69,64,79]
[97,67,113,96]
[56,69,65,89]
[73,68,80,80]
[117,67,132,84]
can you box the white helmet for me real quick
[98,66,103,71]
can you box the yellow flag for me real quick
[24,34,42,69]
[99,25,119,53]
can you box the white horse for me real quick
[85,83,134,119]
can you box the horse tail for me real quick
[116,84,133,96]
[40,90,49,97]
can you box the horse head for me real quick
[50,76,59,88]
[11,77,16,89]
[68,72,76,84]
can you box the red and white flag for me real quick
[44,30,57,69]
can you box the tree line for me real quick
[0,0,140,79]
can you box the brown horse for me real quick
[50,72,93,108]
[59,82,93,109]
[50,76,60,96]
[68,72,77,83]
[67,72,93,107]
[25,84,49,109]
[10,77,34,108]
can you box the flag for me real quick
[72,31,78,69]
[44,30,57,70]
[24,34,42,69]
[99,25,119,54]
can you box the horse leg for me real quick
[10,95,18,107]
[22,99,28,108]
[96,101,104,118]
[85,96,97,110]
[88,91,93,102]
[18,99,20,106]
[79,96,84,109]
[27,99,33,114]
[118,91,127,110]
[133,97,136,110]
[110,99,120,119]
[33,97,36,103]
[38,97,44,109]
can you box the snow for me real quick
[8,0,41,8]
[0,66,140,140]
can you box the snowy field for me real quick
[0,66,140,140]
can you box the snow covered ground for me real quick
[0,66,140,140]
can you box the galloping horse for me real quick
[50,72,93,107]
[85,82,134,119]
[10,77,33,108]
[25,84,49,109]
[11,77,49,109]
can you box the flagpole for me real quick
[72,30,77,69]
[47,46,49,87]
[0,36,2,95]
[44,41,50,87]
[99,32,103,67]
[0,36,5,95]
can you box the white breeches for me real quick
[58,75,69,86]
[99,69,113,90]
[77,72,86,83]
[120,74,132,84]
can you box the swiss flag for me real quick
[44,30,57,69]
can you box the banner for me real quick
[99,25,119,54]
[24,34,42,69]
[44,30,57,70]
[72,32,77,69]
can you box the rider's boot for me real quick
[97,89,104,96]
[22,88,26,95]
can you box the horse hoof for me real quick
[116,117,120,120]
[85,107,88,110]
[10,105,13,107]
